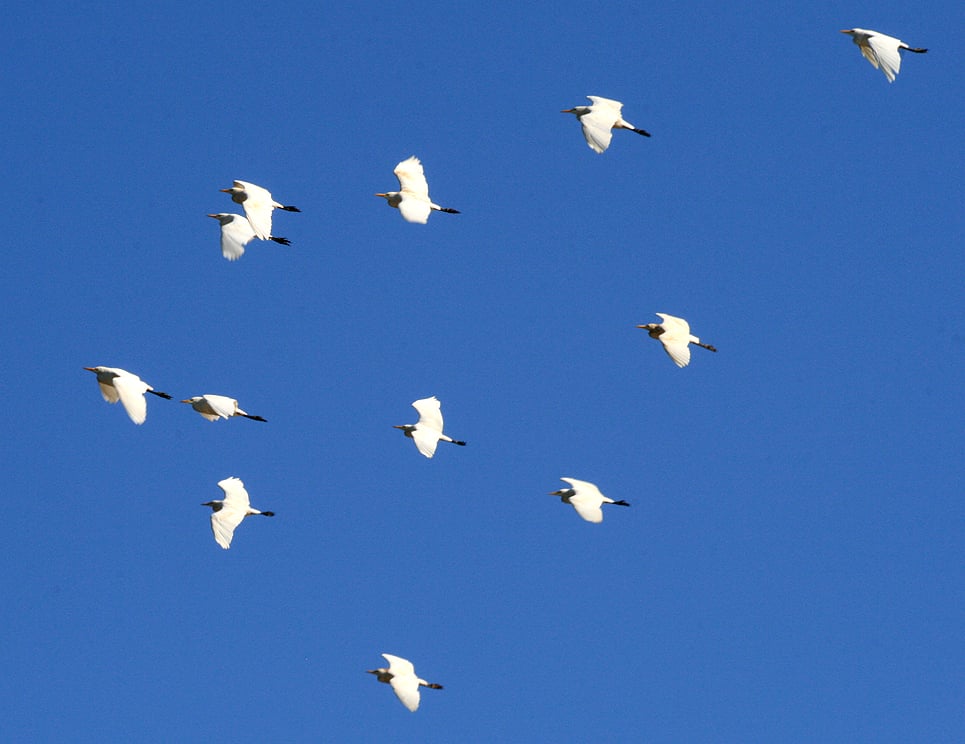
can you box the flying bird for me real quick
[366,654,443,712]
[220,180,300,240]
[394,396,466,458]
[201,477,274,550]
[840,28,927,82]
[562,96,651,153]
[637,313,717,368]
[550,477,630,524]
[181,395,267,422]
[207,213,290,261]
[375,156,460,224]
[84,366,172,424]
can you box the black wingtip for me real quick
[270,237,292,246]
[280,205,301,212]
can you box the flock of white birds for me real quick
[83,27,926,712]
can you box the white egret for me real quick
[637,313,717,368]
[84,366,172,424]
[375,156,460,224]
[840,28,927,82]
[366,654,443,712]
[550,477,630,524]
[207,213,291,261]
[181,395,267,422]
[562,96,651,153]
[394,396,466,458]
[201,477,274,550]
[220,180,300,240]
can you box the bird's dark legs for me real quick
[147,390,173,399]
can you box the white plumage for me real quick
[202,477,275,550]
[207,212,291,261]
[561,96,651,153]
[181,394,266,422]
[84,366,172,424]
[550,477,630,523]
[394,396,466,458]
[220,180,300,240]
[840,28,927,83]
[366,653,443,712]
[637,313,717,368]
[375,156,460,224]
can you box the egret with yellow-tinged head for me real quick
[562,96,651,153]
[202,477,274,550]
[84,366,172,424]
[375,156,460,224]
[550,477,630,523]
[637,313,717,368]
[366,654,443,712]
[394,396,466,458]
[220,180,300,241]
[840,28,927,82]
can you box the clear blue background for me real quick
[2,2,962,742]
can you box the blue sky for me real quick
[2,2,962,742]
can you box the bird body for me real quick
[840,28,927,82]
[394,396,466,458]
[181,394,266,422]
[207,213,290,261]
[637,313,717,368]
[220,180,300,240]
[366,653,443,712]
[201,477,274,549]
[376,156,460,224]
[562,96,651,153]
[84,366,172,424]
[550,477,630,523]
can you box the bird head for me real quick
[636,323,664,339]
[180,397,202,404]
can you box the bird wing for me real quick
[210,506,245,549]
[578,109,615,153]
[382,654,416,675]
[568,496,605,523]
[661,338,692,368]
[96,379,120,403]
[203,395,237,420]
[217,477,251,508]
[866,34,901,81]
[238,183,274,240]
[412,397,444,431]
[394,157,430,198]
[397,195,432,224]
[220,214,255,260]
[411,427,441,458]
[112,374,149,424]
[388,674,421,712]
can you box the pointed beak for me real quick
[180,399,193,404]
[83,366,97,372]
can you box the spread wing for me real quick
[97,379,120,403]
[203,395,237,420]
[219,214,255,260]
[210,506,245,549]
[397,195,432,224]
[412,397,444,431]
[389,675,421,712]
[866,35,901,82]
[661,338,692,368]
[238,182,275,240]
[412,427,440,458]
[112,374,149,424]
[394,157,430,198]
[569,497,605,523]
[578,98,623,153]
